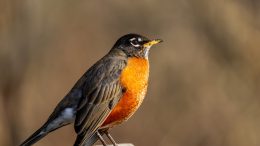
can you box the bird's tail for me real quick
[20,120,72,146]
[20,106,75,146]
[20,125,48,146]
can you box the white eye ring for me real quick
[138,37,142,42]
[130,38,140,47]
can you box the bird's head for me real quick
[112,33,162,59]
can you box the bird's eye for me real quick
[129,38,140,47]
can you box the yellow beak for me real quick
[143,39,163,48]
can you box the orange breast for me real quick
[102,57,149,127]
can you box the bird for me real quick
[20,33,162,146]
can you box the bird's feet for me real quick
[97,130,117,146]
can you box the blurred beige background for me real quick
[1,0,260,146]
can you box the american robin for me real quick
[20,33,162,146]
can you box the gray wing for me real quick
[74,56,127,146]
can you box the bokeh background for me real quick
[1,0,260,146]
